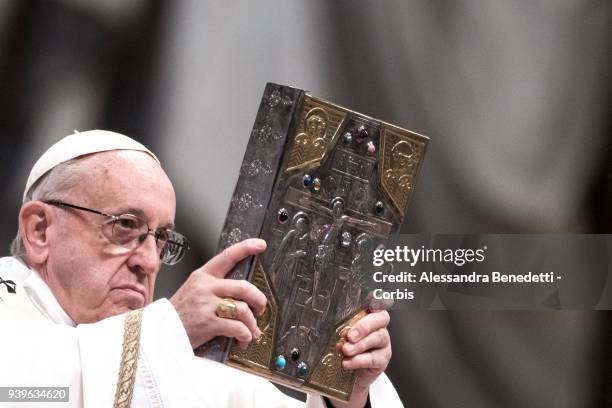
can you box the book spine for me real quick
[197,82,304,361]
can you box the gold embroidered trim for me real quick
[113,309,143,408]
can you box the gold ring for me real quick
[215,298,238,319]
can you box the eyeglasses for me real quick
[44,200,190,265]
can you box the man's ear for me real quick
[19,201,52,265]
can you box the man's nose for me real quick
[127,233,161,273]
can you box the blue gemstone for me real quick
[275,355,286,370]
[303,174,313,187]
[297,362,308,376]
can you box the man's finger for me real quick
[223,299,261,339]
[342,328,389,357]
[214,279,267,317]
[236,340,250,350]
[204,239,267,278]
[347,310,390,343]
[342,347,392,371]
[214,318,254,343]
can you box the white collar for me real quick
[10,258,76,326]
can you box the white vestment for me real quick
[0,257,403,407]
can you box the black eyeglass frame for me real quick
[43,200,190,265]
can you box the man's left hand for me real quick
[331,310,392,408]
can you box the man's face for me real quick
[43,150,176,324]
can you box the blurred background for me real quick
[0,1,611,406]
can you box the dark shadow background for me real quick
[0,1,611,407]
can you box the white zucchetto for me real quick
[23,130,159,201]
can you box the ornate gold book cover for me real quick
[196,83,429,401]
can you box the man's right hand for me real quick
[169,238,268,349]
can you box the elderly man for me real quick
[0,130,400,407]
